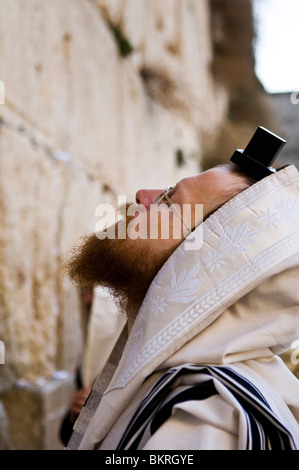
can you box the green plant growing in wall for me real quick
[176,149,186,167]
[109,23,134,58]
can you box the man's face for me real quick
[65,165,250,323]
[133,165,248,253]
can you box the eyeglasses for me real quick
[153,186,174,204]
[153,186,191,235]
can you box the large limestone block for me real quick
[0,0,209,195]
[0,0,120,177]
[95,0,226,131]
[0,401,11,449]
[0,119,102,383]
[1,375,74,450]
[0,125,60,382]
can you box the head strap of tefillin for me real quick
[230,126,287,181]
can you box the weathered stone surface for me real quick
[0,123,90,383]
[0,401,11,449]
[0,375,74,450]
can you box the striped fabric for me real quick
[116,364,297,450]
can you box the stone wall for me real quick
[0,0,265,449]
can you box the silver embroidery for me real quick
[149,263,204,316]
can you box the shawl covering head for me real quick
[68,164,299,450]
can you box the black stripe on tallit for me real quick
[150,379,217,435]
[116,364,296,450]
[205,366,296,449]
[116,367,198,450]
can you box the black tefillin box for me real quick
[230,126,286,181]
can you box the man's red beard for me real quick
[64,212,175,321]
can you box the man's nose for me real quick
[135,189,163,209]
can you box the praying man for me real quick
[64,161,299,450]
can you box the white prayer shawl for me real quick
[68,164,299,450]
